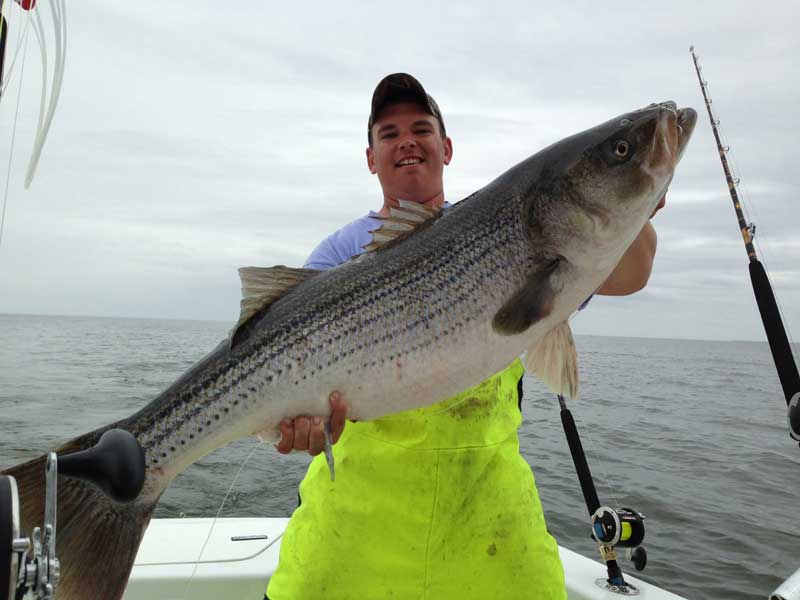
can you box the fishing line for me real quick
[179,439,267,600]
[725,152,798,355]
[697,70,794,354]
[0,9,29,251]
[578,410,621,508]
[750,232,799,357]
[565,313,621,509]
[692,47,800,450]
[717,124,763,251]
[740,159,800,357]
[711,104,798,357]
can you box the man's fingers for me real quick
[275,393,348,457]
[651,194,666,218]
[292,416,311,451]
[308,417,326,456]
[275,419,294,454]
[329,391,348,444]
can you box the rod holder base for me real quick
[595,578,640,596]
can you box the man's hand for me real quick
[275,391,348,456]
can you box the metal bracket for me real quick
[17,453,60,599]
[594,578,641,596]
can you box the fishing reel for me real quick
[591,506,647,595]
[1,429,145,600]
[558,394,649,595]
[1,455,59,600]
[788,392,800,445]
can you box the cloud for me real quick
[1,0,798,340]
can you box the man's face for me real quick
[366,102,453,204]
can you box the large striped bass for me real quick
[4,101,696,599]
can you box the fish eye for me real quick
[619,118,631,126]
[614,140,630,158]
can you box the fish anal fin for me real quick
[232,265,320,346]
[523,321,579,399]
[363,199,443,253]
[492,258,562,335]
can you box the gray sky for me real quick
[1,1,798,342]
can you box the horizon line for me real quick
[0,310,778,345]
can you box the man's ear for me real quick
[443,137,453,166]
[366,146,377,174]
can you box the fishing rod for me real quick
[0,0,37,100]
[689,46,800,446]
[0,1,7,99]
[557,394,647,595]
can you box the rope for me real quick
[25,0,67,187]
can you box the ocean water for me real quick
[0,313,798,599]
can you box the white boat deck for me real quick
[123,518,687,600]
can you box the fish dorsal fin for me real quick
[363,199,442,252]
[231,265,320,344]
[523,321,579,399]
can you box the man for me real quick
[266,74,661,599]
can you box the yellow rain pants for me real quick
[266,359,566,599]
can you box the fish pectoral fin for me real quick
[523,320,579,399]
[363,199,443,252]
[232,265,321,345]
[492,258,563,335]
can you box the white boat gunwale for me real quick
[123,517,689,600]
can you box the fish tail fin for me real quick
[3,430,157,600]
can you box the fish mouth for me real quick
[642,101,697,202]
[675,106,697,163]
[645,101,696,177]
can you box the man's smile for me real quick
[396,156,424,168]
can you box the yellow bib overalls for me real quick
[267,359,566,599]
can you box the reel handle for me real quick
[58,429,145,503]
